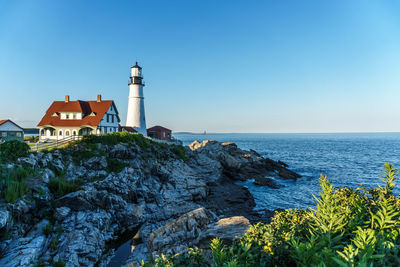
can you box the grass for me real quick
[0,166,35,203]
[106,158,129,173]
[48,176,80,199]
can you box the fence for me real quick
[29,135,82,152]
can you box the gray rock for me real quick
[254,177,282,188]
[55,207,71,220]
[84,156,107,170]
[17,154,37,168]
[196,216,250,248]
[0,210,9,230]
[147,208,218,256]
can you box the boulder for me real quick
[55,207,71,220]
[254,177,282,189]
[0,210,10,230]
[147,208,218,255]
[84,156,107,170]
[196,216,250,248]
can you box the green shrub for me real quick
[171,145,188,161]
[144,163,400,266]
[42,222,53,237]
[53,258,66,267]
[50,239,59,251]
[0,166,34,203]
[0,140,30,162]
[48,176,80,198]
[75,132,151,148]
[106,158,129,173]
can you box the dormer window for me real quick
[66,114,70,119]
[51,113,58,117]
[89,112,96,116]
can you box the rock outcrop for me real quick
[0,139,300,267]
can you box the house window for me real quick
[2,132,6,137]
[73,114,76,119]
[112,115,114,123]
[59,130,63,136]
[66,130,70,136]
[72,130,77,136]
[66,114,69,119]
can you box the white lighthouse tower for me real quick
[126,62,147,136]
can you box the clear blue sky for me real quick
[1,0,400,133]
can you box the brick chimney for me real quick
[65,95,69,103]
[97,94,102,102]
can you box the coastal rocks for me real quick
[56,210,114,266]
[254,177,282,188]
[147,208,218,256]
[144,208,250,262]
[196,216,250,248]
[55,207,71,220]
[0,219,49,267]
[83,156,107,170]
[17,154,38,168]
[0,138,301,267]
[109,143,138,159]
[0,210,10,230]
[189,140,300,182]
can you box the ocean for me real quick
[174,133,400,211]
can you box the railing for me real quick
[29,135,82,152]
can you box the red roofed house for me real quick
[37,95,120,141]
[147,126,172,141]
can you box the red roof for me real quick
[119,125,137,133]
[147,125,172,132]
[0,120,8,126]
[38,100,117,127]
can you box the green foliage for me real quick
[48,176,80,198]
[171,145,188,161]
[53,258,66,267]
[69,143,105,165]
[0,166,34,203]
[106,158,129,173]
[42,222,53,237]
[144,163,400,266]
[75,132,151,148]
[0,140,30,162]
[50,238,59,251]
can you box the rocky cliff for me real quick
[0,137,300,266]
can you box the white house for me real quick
[37,95,120,141]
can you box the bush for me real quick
[145,163,400,266]
[53,258,66,267]
[42,222,53,237]
[48,176,80,198]
[76,132,151,148]
[0,140,30,162]
[0,166,34,203]
[106,158,129,173]
[171,145,188,161]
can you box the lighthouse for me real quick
[126,62,147,136]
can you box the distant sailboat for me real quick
[203,130,206,135]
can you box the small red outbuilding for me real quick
[147,126,172,140]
